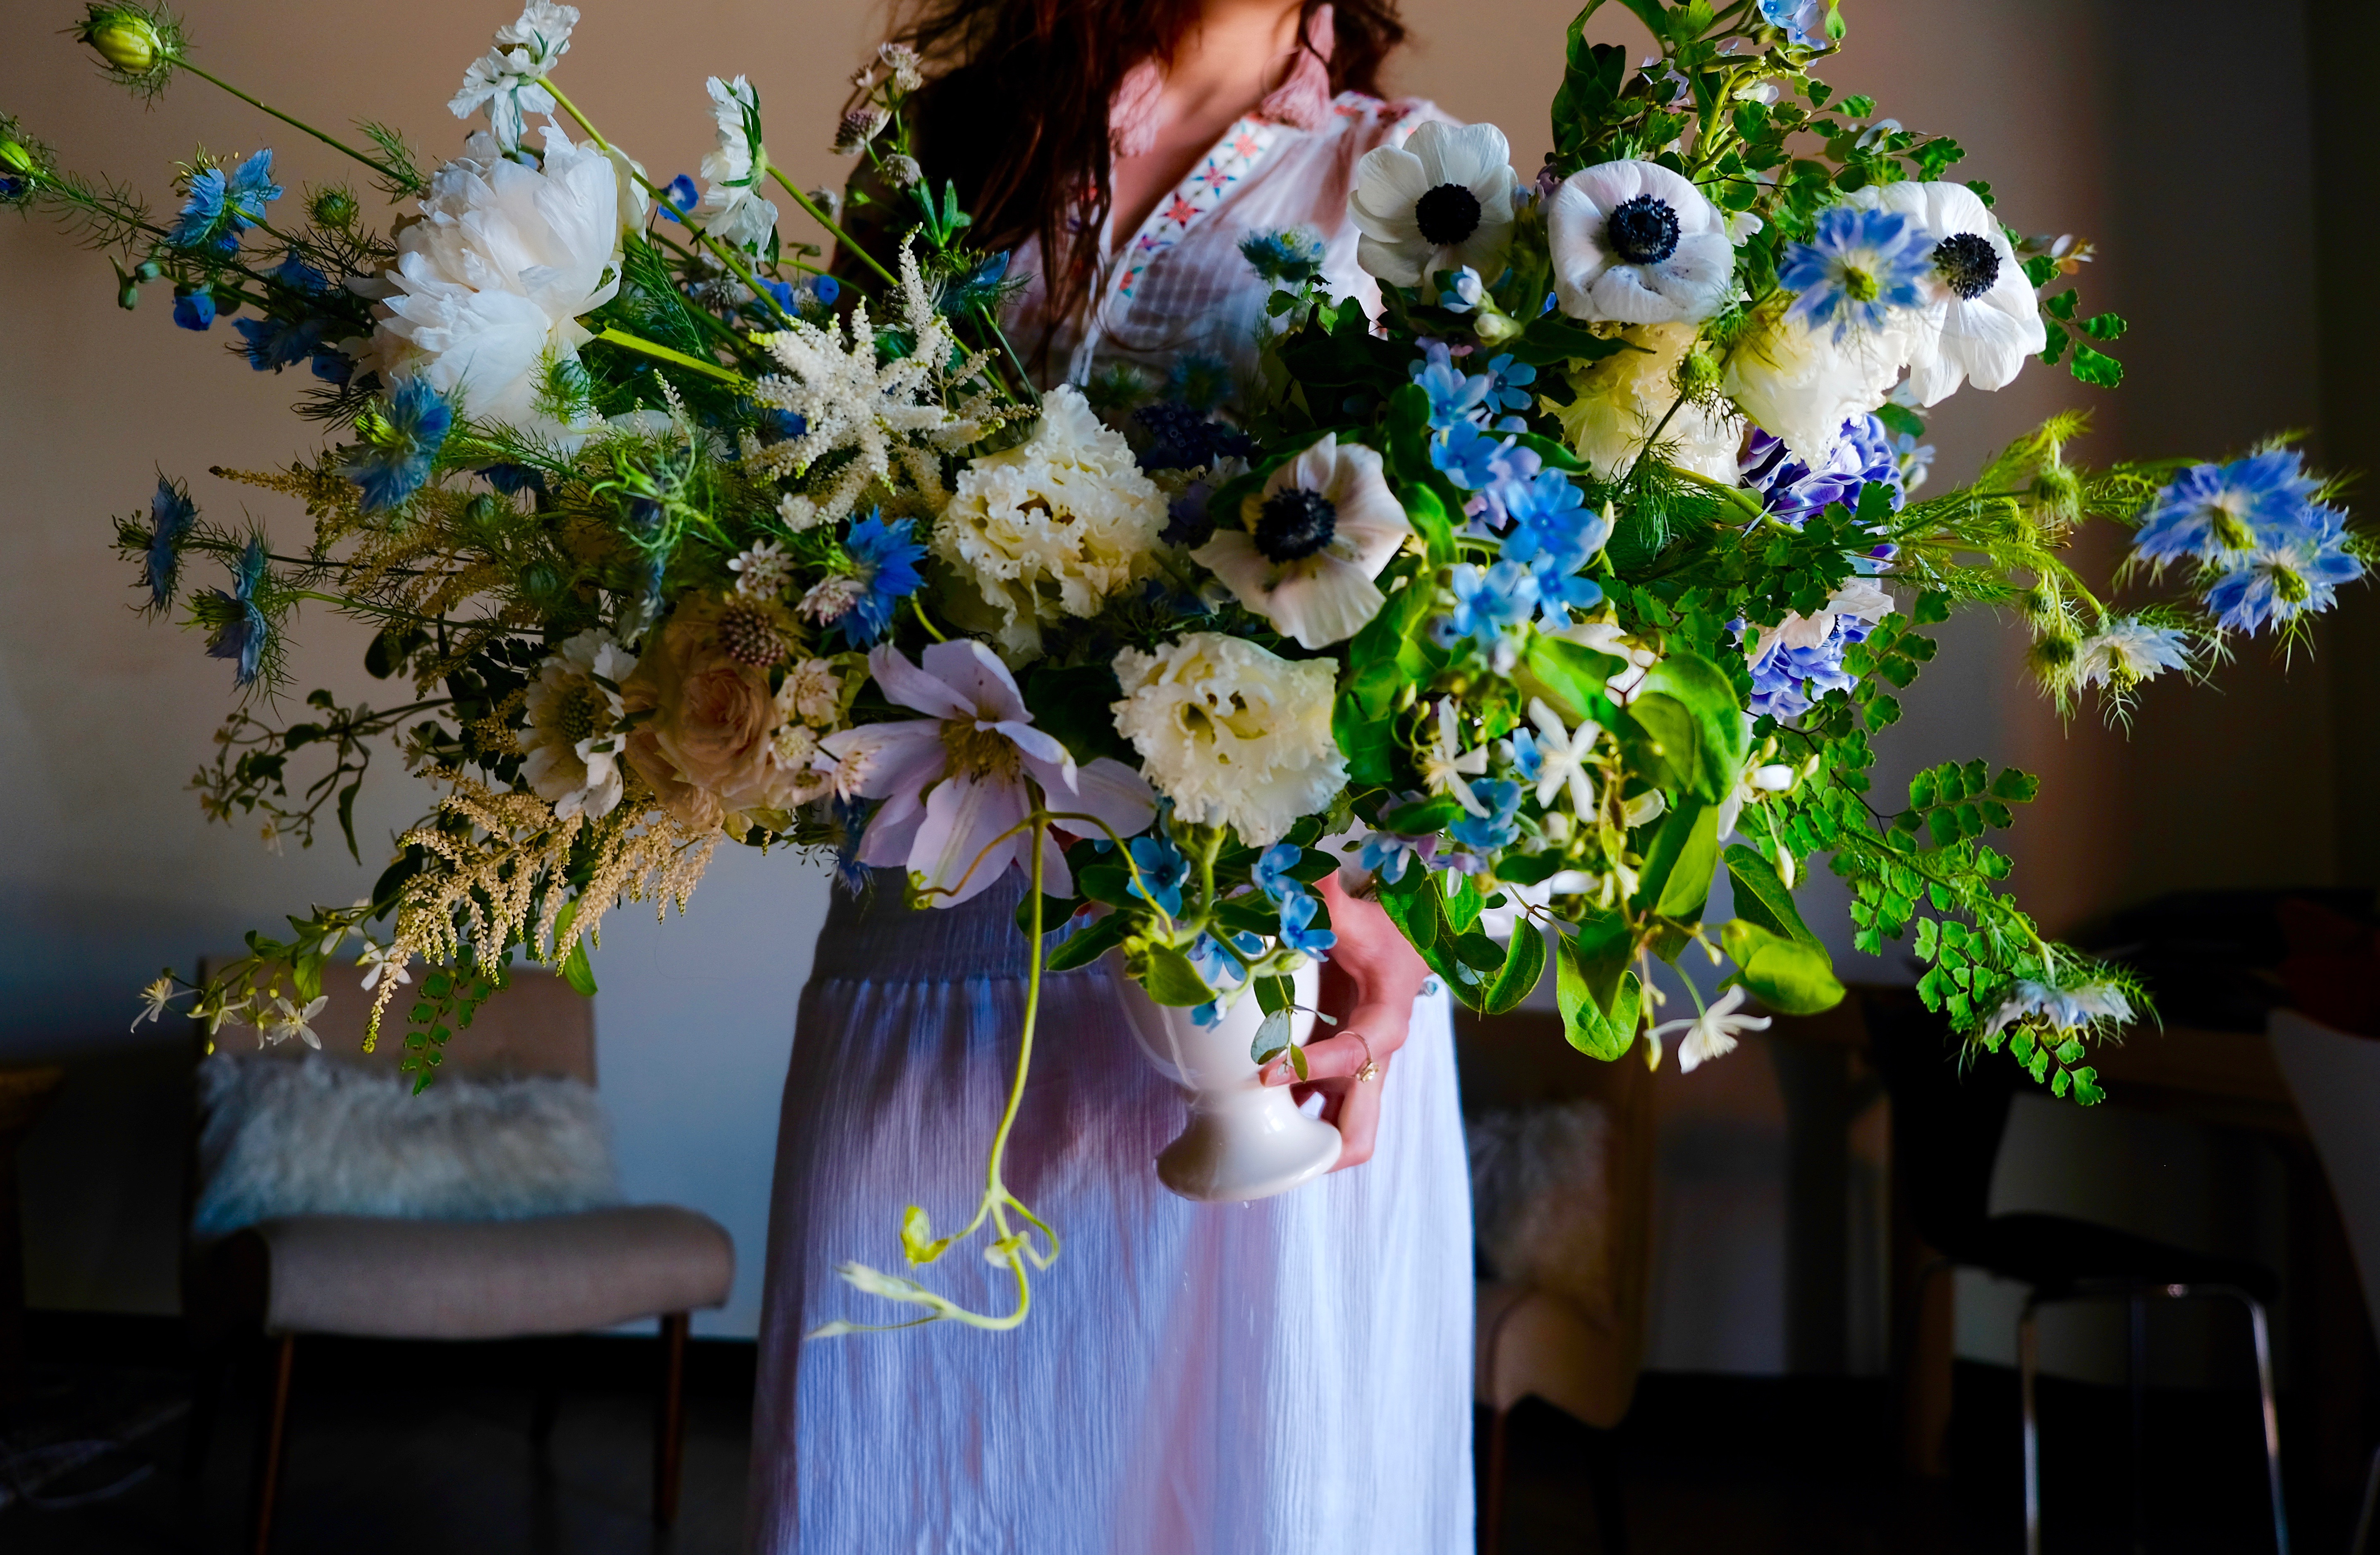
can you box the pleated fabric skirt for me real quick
[745,871,1476,1555]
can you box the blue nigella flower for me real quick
[168,148,281,255]
[1252,842,1308,903]
[1435,560,1540,654]
[1161,480,1217,550]
[1780,206,1930,340]
[1411,340,1492,431]
[2204,523,2364,634]
[340,378,453,512]
[829,796,875,895]
[1448,778,1524,854]
[480,463,548,498]
[2132,450,2325,569]
[1741,414,1907,529]
[203,538,271,688]
[1239,225,1328,286]
[830,511,926,646]
[234,311,329,373]
[141,475,198,610]
[1277,891,1337,958]
[658,174,698,223]
[1127,833,1191,919]
[172,287,217,331]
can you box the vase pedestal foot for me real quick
[1155,1100,1342,1203]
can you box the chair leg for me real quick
[1589,1425,1628,1555]
[2235,1292,2289,1555]
[2353,1441,2380,1555]
[1481,1405,1509,1555]
[2021,1299,2042,1555]
[247,1332,296,1555]
[653,1312,689,1527]
[2129,1293,2148,1555]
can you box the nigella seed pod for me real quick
[0,139,34,177]
[77,6,172,77]
[2030,464,2083,522]
[2027,634,2079,679]
[310,188,358,228]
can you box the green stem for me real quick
[766,165,896,287]
[177,63,406,185]
[591,327,750,388]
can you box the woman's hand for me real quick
[1257,872,1429,1170]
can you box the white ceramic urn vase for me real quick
[1113,956,1342,1202]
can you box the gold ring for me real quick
[1353,1033,1380,1084]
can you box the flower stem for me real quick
[591,326,751,388]
[766,165,896,287]
[176,63,406,185]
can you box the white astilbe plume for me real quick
[745,248,997,527]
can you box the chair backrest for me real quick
[1858,985,2015,1261]
[2268,1008,2380,1340]
[196,959,596,1086]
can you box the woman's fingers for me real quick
[1325,1061,1387,1170]
[1261,1029,1374,1086]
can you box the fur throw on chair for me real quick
[1467,1098,1614,1325]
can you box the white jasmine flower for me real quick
[1110,633,1346,847]
[1722,299,1904,466]
[521,629,636,820]
[1982,978,2133,1042]
[936,385,1169,660]
[1851,180,2045,405]
[1564,620,1660,703]
[358,126,623,435]
[261,995,330,1050]
[1549,158,1736,325]
[728,538,793,598]
[449,1,579,152]
[132,971,184,1031]
[1191,433,1413,649]
[778,658,842,725]
[1547,320,1740,483]
[1520,698,1600,814]
[356,941,411,992]
[1349,120,1519,290]
[694,76,780,254]
[1420,698,1491,815]
[1652,984,1770,1073]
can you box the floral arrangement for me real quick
[7,0,2361,1333]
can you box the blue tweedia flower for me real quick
[831,512,926,646]
[1431,419,1514,492]
[141,476,198,610]
[1412,340,1493,431]
[1741,414,1907,529]
[2204,523,2364,634]
[1528,556,1607,626]
[1239,225,1328,285]
[1277,891,1337,958]
[1359,826,1435,885]
[2132,450,2325,569]
[1448,779,1524,854]
[167,148,281,255]
[340,378,454,513]
[1134,401,1254,473]
[1251,842,1307,904]
[1438,266,1486,314]
[1127,833,1191,919]
[1760,0,1830,47]
[1503,726,1545,786]
[1435,560,1540,654]
[1498,469,1596,565]
[1748,618,1875,720]
[203,538,271,688]
[1188,929,1267,1024]
[659,174,698,223]
[1481,353,1537,414]
[172,288,217,331]
[1780,206,1930,340]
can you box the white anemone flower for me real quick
[1191,433,1413,649]
[1721,299,1904,466]
[819,641,1156,906]
[2074,618,2193,691]
[358,126,624,435]
[1652,985,1770,1073]
[1852,180,2045,405]
[449,1,580,152]
[1110,634,1346,847]
[521,629,636,820]
[1548,159,1736,325]
[1349,121,1519,290]
[694,76,780,253]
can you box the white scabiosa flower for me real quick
[1548,159,1736,325]
[694,76,779,253]
[1348,121,1518,290]
[521,629,636,819]
[357,126,624,436]
[1191,433,1412,649]
[1721,299,1903,466]
[449,1,580,152]
[1852,180,2045,405]
[1110,633,1347,847]
[1546,321,1740,482]
[935,385,1170,661]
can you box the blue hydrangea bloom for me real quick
[341,378,453,512]
[1277,890,1337,957]
[2204,523,2364,634]
[172,288,217,331]
[831,512,926,646]
[1411,340,1492,431]
[1749,617,1876,720]
[2132,450,2325,568]
[1436,560,1540,653]
[1239,225,1328,285]
[1127,833,1191,918]
[204,538,272,688]
[168,149,281,254]
[1741,414,1906,529]
[142,476,198,610]
[1252,842,1307,903]
[1448,778,1524,854]
[658,174,698,223]
[1780,206,1930,340]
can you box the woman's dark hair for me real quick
[865,0,1406,324]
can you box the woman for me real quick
[747,4,1472,1549]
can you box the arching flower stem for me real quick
[171,61,410,187]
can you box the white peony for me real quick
[1191,433,1413,649]
[935,385,1169,661]
[1721,299,1903,467]
[357,125,625,436]
[448,1,579,152]
[694,76,780,253]
[1850,180,2045,406]
[521,629,636,820]
[1349,121,1518,291]
[1547,321,1741,483]
[1110,633,1347,847]
[1548,159,1736,325]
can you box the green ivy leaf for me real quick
[1721,919,1846,1015]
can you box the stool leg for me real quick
[2021,1300,2042,1555]
[248,1333,296,1555]
[2239,1293,2288,1555]
[653,1312,689,1526]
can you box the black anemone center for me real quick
[1932,232,2000,300]
[1606,194,1682,266]
[1254,488,1339,562]
[1414,182,1483,248]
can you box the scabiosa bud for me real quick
[75,3,182,87]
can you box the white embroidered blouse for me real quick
[1003,91,1454,395]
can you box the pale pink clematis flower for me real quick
[818,641,1157,905]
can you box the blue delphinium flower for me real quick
[203,538,271,688]
[1448,778,1523,854]
[1760,0,1831,48]
[1127,833,1191,918]
[141,475,198,610]
[1277,891,1337,958]
[1252,842,1307,903]
[172,287,216,331]
[2204,523,2364,634]
[810,274,840,308]
[2132,450,2324,569]
[1436,560,1539,654]
[341,379,453,512]
[831,511,926,645]
[1779,206,1930,340]
[1411,340,1492,431]
[1741,414,1906,529]
[1241,226,1328,285]
[658,174,698,223]
[168,148,281,254]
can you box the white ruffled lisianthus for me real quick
[1110,633,1347,847]
[1851,180,2044,405]
[449,2,579,151]
[1548,159,1736,325]
[1349,120,1518,291]
[1721,299,1903,466]
[694,75,779,254]
[521,629,636,820]
[1191,433,1413,649]
[1546,321,1740,482]
[935,385,1169,661]
[356,125,625,436]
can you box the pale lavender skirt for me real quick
[746,871,1474,1555]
